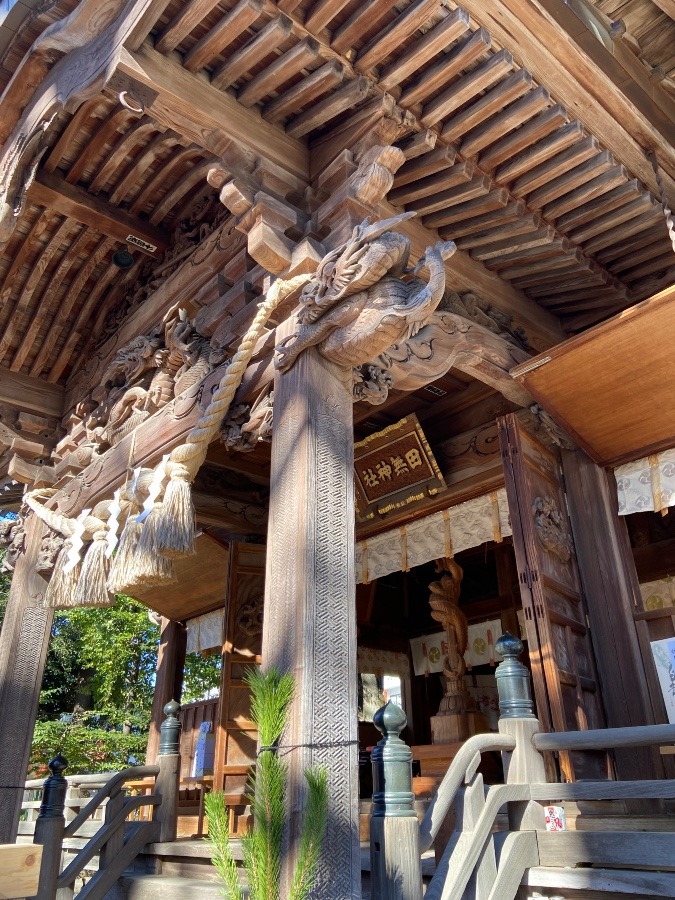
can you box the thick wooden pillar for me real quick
[0,513,52,842]
[561,448,665,780]
[146,618,187,765]
[263,321,361,899]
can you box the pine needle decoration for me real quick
[204,791,244,900]
[205,668,329,900]
[289,766,329,900]
[242,667,294,900]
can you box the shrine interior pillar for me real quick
[146,618,187,765]
[262,318,361,899]
[0,514,52,842]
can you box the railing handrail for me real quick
[24,772,119,791]
[425,782,531,900]
[532,722,675,752]
[63,765,159,838]
[419,732,516,852]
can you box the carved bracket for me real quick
[209,156,314,276]
[530,404,576,450]
[221,387,274,452]
[275,212,456,373]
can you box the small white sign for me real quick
[544,805,566,831]
[466,618,502,669]
[126,233,157,253]
[410,632,446,676]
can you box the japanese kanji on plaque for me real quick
[354,415,447,521]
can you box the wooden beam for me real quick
[456,0,675,198]
[650,0,675,21]
[28,172,168,257]
[117,45,309,181]
[182,0,264,72]
[0,369,64,418]
[0,841,42,895]
[211,15,293,91]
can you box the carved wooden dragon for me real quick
[275,212,456,371]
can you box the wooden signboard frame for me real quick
[354,414,447,521]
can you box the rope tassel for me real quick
[74,532,114,608]
[153,465,196,559]
[44,542,81,609]
[107,514,142,595]
[134,503,177,585]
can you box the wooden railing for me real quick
[369,635,675,900]
[21,773,113,836]
[53,765,161,900]
[31,701,182,900]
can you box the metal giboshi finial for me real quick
[371,702,416,818]
[495,632,535,719]
[159,699,182,755]
[38,753,69,819]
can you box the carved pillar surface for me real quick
[0,513,52,842]
[263,317,360,899]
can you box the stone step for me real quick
[112,874,239,900]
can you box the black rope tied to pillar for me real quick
[0,784,38,790]
[257,739,359,758]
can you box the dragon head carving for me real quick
[275,212,455,372]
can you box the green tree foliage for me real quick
[31,596,160,776]
[206,669,328,900]
[182,650,222,703]
[30,718,147,778]
[38,595,160,725]
[32,596,222,776]
[1,535,222,776]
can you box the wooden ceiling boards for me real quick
[130,530,230,620]
[511,283,675,466]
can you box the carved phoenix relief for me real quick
[273,213,534,409]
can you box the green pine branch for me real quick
[289,766,329,900]
[204,791,244,900]
[206,668,329,900]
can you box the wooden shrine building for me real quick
[0,0,674,896]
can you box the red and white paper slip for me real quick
[544,805,566,831]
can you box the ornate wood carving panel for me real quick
[499,413,607,781]
[214,543,264,796]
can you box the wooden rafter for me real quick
[0,369,64,419]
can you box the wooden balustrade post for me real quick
[370,703,423,900]
[495,633,546,831]
[33,754,68,900]
[98,781,125,874]
[154,700,182,842]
